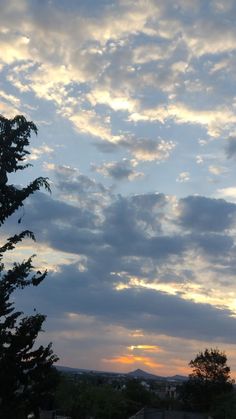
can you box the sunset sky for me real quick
[1,0,236,377]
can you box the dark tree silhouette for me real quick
[180,348,234,413]
[0,115,58,419]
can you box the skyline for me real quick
[1,0,236,377]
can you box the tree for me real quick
[210,391,236,419]
[180,348,234,413]
[0,115,58,419]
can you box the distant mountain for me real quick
[127,368,163,380]
[56,365,127,377]
[56,365,187,382]
[127,369,187,382]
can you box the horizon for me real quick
[56,364,187,379]
[1,0,236,379]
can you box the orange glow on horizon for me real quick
[102,354,164,370]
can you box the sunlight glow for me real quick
[102,354,163,370]
[128,345,162,353]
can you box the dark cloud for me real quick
[225,136,236,158]
[178,196,236,232]
[191,232,234,256]
[91,159,143,181]
[93,136,175,163]
[16,263,236,344]
[93,140,118,153]
[1,191,97,242]
[7,186,236,282]
[2,189,170,269]
[52,165,108,196]
[130,193,167,211]
[102,193,166,240]
[6,177,236,352]
[103,162,134,180]
[22,192,97,232]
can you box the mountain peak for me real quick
[128,369,161,380]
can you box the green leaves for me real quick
[0,115,37,178]
[189,348,232,384]
[180,348,234,413]
[0,114,58,419]
[0,115,50,226]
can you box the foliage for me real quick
[210,390,236,419]
[0,115,58,419]
[180,348,234,413]
[55,375,130,419]
[124,379,151,410]
[55,373,162,419]
[0,115,50,225]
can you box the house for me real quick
[153,383,177,400]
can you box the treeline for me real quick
[54,369,236,419]
[54,374,180,419]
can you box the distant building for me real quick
[141,380,150,390]
[153,383,177,400]
[165,384,177,399]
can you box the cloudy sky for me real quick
[2,0,236,377]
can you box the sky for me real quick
[1,0,236,377]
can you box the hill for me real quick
[56,365,187,382]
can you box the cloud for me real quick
[0,89,22,117]
[16,263,236,344]
[0,33,30,64]
[0,90,20,107]
[176,171,190,183]
[7,193,234,329]
[23,192,97,232]
[87,88,138,113]
[182,14,236,57]
[196,155,204,164]
[2,0,236,373]
[225,136,236,158]
[92,159,143,181]
[191,232,234,257]
[1,0,236,153]
[208,165,226,176]
[120,137,176,162]
[0,100,19,119]
[8,184,184,269]
[8,175,236,284]
[133,43,172,64]
[130,103,236,137]
[4,164,236,373]
[46,163,109,197]
[28,144,54,161]
[68,110,121,143]
[178,196,236,232]
[216,187,236,202]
